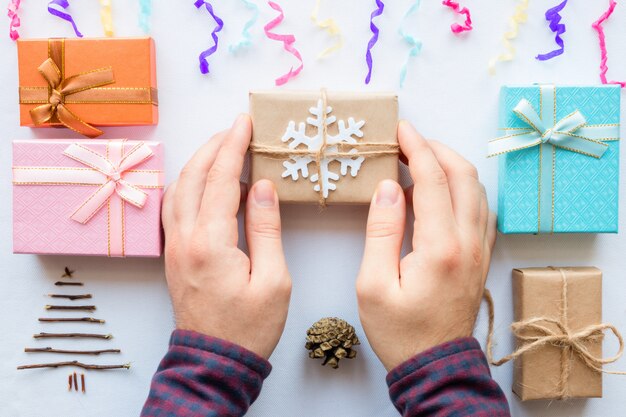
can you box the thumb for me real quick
[246,180,288,282]
[358,180,406,291]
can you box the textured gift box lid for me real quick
[512,267,602,400]
[250,91,398,204]
[17,37,158,127]
[497,85,620,234]
[12,139,163,257]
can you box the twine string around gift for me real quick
[484,268,626,400]
[248,89,400,206]
[487,84,620,233]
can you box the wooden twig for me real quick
[47,294,92,301]
[33,333,112,340]
[17,361,130,371]
[73,372,78,392]
[68,374,73,391]
[39,317,105,324]
[25,348,121,355]
[81,374,85,393]
[62,267,75,278]
[54,281,84,286]
[45,305,96,312]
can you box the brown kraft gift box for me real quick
[249,91,398,204]
[512,267,602,400]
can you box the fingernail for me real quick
[375,180,399,207]
[254,180,276,207]
[233,113,247,127]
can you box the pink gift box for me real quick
[13,139,164,257]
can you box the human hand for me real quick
[356,121,496,371]
[161,114,292,359]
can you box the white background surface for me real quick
[2,1,626,416]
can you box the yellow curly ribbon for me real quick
[488,0,529,75]
[99,0,114,37]
[310,0,343,59]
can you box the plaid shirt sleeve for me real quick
[141,329,271,417]
[387,337,510,417]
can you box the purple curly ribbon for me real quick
[48,0,83,37]
[365,0,384,84]
[536,0,567,61]
[194,0,224,74]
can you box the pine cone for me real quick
[305,317,360,369]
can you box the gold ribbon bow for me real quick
[485,268,626,400]
[29,58,115,138]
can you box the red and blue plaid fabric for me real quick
[387,337,510,417]
[142,331,509,416]
[141,329,271,417]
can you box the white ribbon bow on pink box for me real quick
[13,140,164,257]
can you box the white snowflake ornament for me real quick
[281,99,366,198]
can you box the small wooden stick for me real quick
[39,317,105,324]
[81,374,85,393]
[45,305,96,312]
[33,333,112,340]
[54,281,84,286]
[25,348,121,355]
[47,294,92,301]
[17,361,130,371]
[62,267,75,278]
[73,372,78,392]
[68,374,73,391]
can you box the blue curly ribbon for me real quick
[194,0,224,74]
[139,0,151,33]
[48,0,83,37]
[399,0,422,88]
[230,0,259,53]
[365,0,384,84]
[536,0,568,61]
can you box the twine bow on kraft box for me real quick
[249,90,399,205]
[12,139,164,257]
[489,84,620,234]
[485,267,626,401]
[17,37,158,138]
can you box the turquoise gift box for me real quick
[491,84,620,234]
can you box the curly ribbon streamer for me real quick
[139,0,151,33]
[7,0,21,40]
[365,0,384,84]
[47,0,83,37]
[264,1,303,86]
[229,0,258,53]
[442,0,472,34]
[398,0,422,88]
[99,0,113,37]
[310,0,343,59]
[488,0,529,75]
[536,0,567,61]
[592,1,625,87]
[194,0,224,75]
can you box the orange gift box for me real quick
[17,37,158,137]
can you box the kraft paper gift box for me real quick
[17,37,158,138]
[490,84,620,234]
[13,139,164,257]
[250,91,399,204]
[511,267,604,400]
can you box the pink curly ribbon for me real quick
[7,0,20,40]
[442,0,472,34]
[536,0,567,61]
[592,0,625,87]
[365,0,384,84]
[264,1,303,86]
